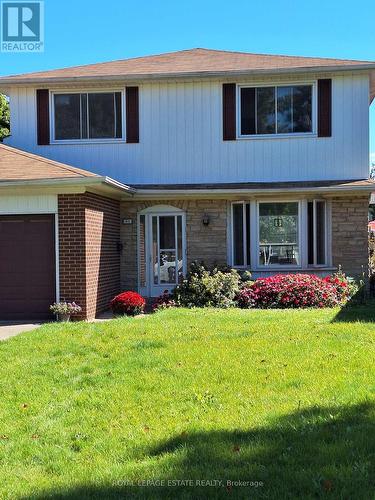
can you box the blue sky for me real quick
[0,0,374,164]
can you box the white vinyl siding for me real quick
[5,73,370,184]
[0,194,57,214]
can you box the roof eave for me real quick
[0,176,135,197]
[132,184,375,200]
[1,63,375,88]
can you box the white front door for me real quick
[139,210,186,297]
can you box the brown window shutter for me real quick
[223,83,236,140]
[36,89,50,145]
[126,86,139,143]
[318,79,332,137]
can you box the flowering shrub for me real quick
[174,262,241,308]
[50,301,82,315]
[110,291,145,316]
[236,274,342,309]
[152,290,177,312]
[323,267,361,303]
[323,275,349,303]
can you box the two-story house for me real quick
[0,48,374,320]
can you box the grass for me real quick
[0,304,375,499]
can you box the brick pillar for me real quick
[58,195,87,318]
[85,194,121,319]
[58,193,120,320]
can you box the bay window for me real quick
[53,91,123,141]
[240,84,313,136]
[231,199,327,268]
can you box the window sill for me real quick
[236,133,317,141]
[233,265,336,273]
[50,139,127,145]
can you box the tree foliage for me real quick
[0,94,10,141]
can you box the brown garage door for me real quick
[0,215,56,320]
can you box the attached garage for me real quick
[0,214,56,320]
[0,144,132,321]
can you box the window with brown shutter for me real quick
[36,89,50,145]
[52,91,123,141]
[240,84,313,136]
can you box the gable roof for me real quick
[0,48,374,85]
[0,144,99,181]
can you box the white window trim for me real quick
[229,198,331,271]
[237,81,317,140]
[49,88,126,144]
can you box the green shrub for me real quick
[174,262,241,308]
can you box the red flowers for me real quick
[237,274,344,309]
[110,291,145,316]
[152,290,177,312]
[323,275,350,302]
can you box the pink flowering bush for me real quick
[236,274,343,309]
[322,275,350,303]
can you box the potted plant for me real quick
[50,301,82,322]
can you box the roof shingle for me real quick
[0,48,374,84]
[0,144,99,181]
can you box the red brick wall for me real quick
[58,193,120,320]
[58,195,87,316]
[85,193,121,319]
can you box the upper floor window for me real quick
[52,91,123,141]
[240,84,313,136]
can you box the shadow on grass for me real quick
[28,402,375,499]
[333,298,375,323]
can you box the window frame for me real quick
[230,198,331,271]
[49,88,126,144]
[237,81,317,140]
[256,199,303,270]
[308,198,329,268]
[231,201,250,268]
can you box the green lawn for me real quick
[1,304,375,499]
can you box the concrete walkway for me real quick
[0,322,42,341]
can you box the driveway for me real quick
[0,322,42,341]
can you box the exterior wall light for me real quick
[202,214,210,226]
